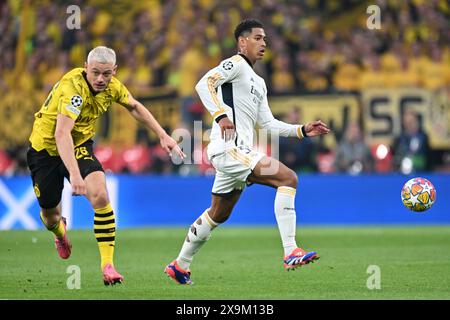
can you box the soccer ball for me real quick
[401,177,436,212]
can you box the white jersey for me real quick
[195,54,305,158]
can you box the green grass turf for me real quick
[1,226,449,300]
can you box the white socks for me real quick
[177,209,219,270]
[176,187,298,269]
[275,186,298,256]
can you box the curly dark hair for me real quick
[234,19,264,41]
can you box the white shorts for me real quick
[209,146,266,194]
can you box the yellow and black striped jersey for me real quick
[29,68,130,155]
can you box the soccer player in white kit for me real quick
[165,19,330,285]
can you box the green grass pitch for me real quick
[1,226,449,300]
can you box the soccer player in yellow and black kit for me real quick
[27,46,185,285]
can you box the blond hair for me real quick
[87,46,116,65]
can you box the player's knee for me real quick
[89,189,109,208]
[283,169,298,188]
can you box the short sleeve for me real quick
[57,80,84,120]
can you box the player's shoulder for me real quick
[109,75,123,87]
[59,68,86,91]
[54,68,87,97]
[61,67,85,82]
[108,76,128,93]
[219,54,245,72]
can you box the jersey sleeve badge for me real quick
[222,61,234,70]
[70,95,83,109]
[65,95,83,116]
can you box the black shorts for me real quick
[27,139,104,209]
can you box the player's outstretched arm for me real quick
[55,114,87,195]
[125,94,186,159]
[257,94,330,139]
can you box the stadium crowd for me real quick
[0,0,449,175]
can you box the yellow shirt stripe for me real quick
[207,72,224,115]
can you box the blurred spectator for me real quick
[388,52,420,88]
[271,53,295,94]
[294,51,330,92]
[178,45,206,128]
[420,44,449,91]
[1,0,449,174]
[278,107,317,173]
[334,122,374,174]
[186,95,206,124]
[360,54,387,89]
[2,0,448,99]
[393,110,430,174]
[332,56,361,92]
